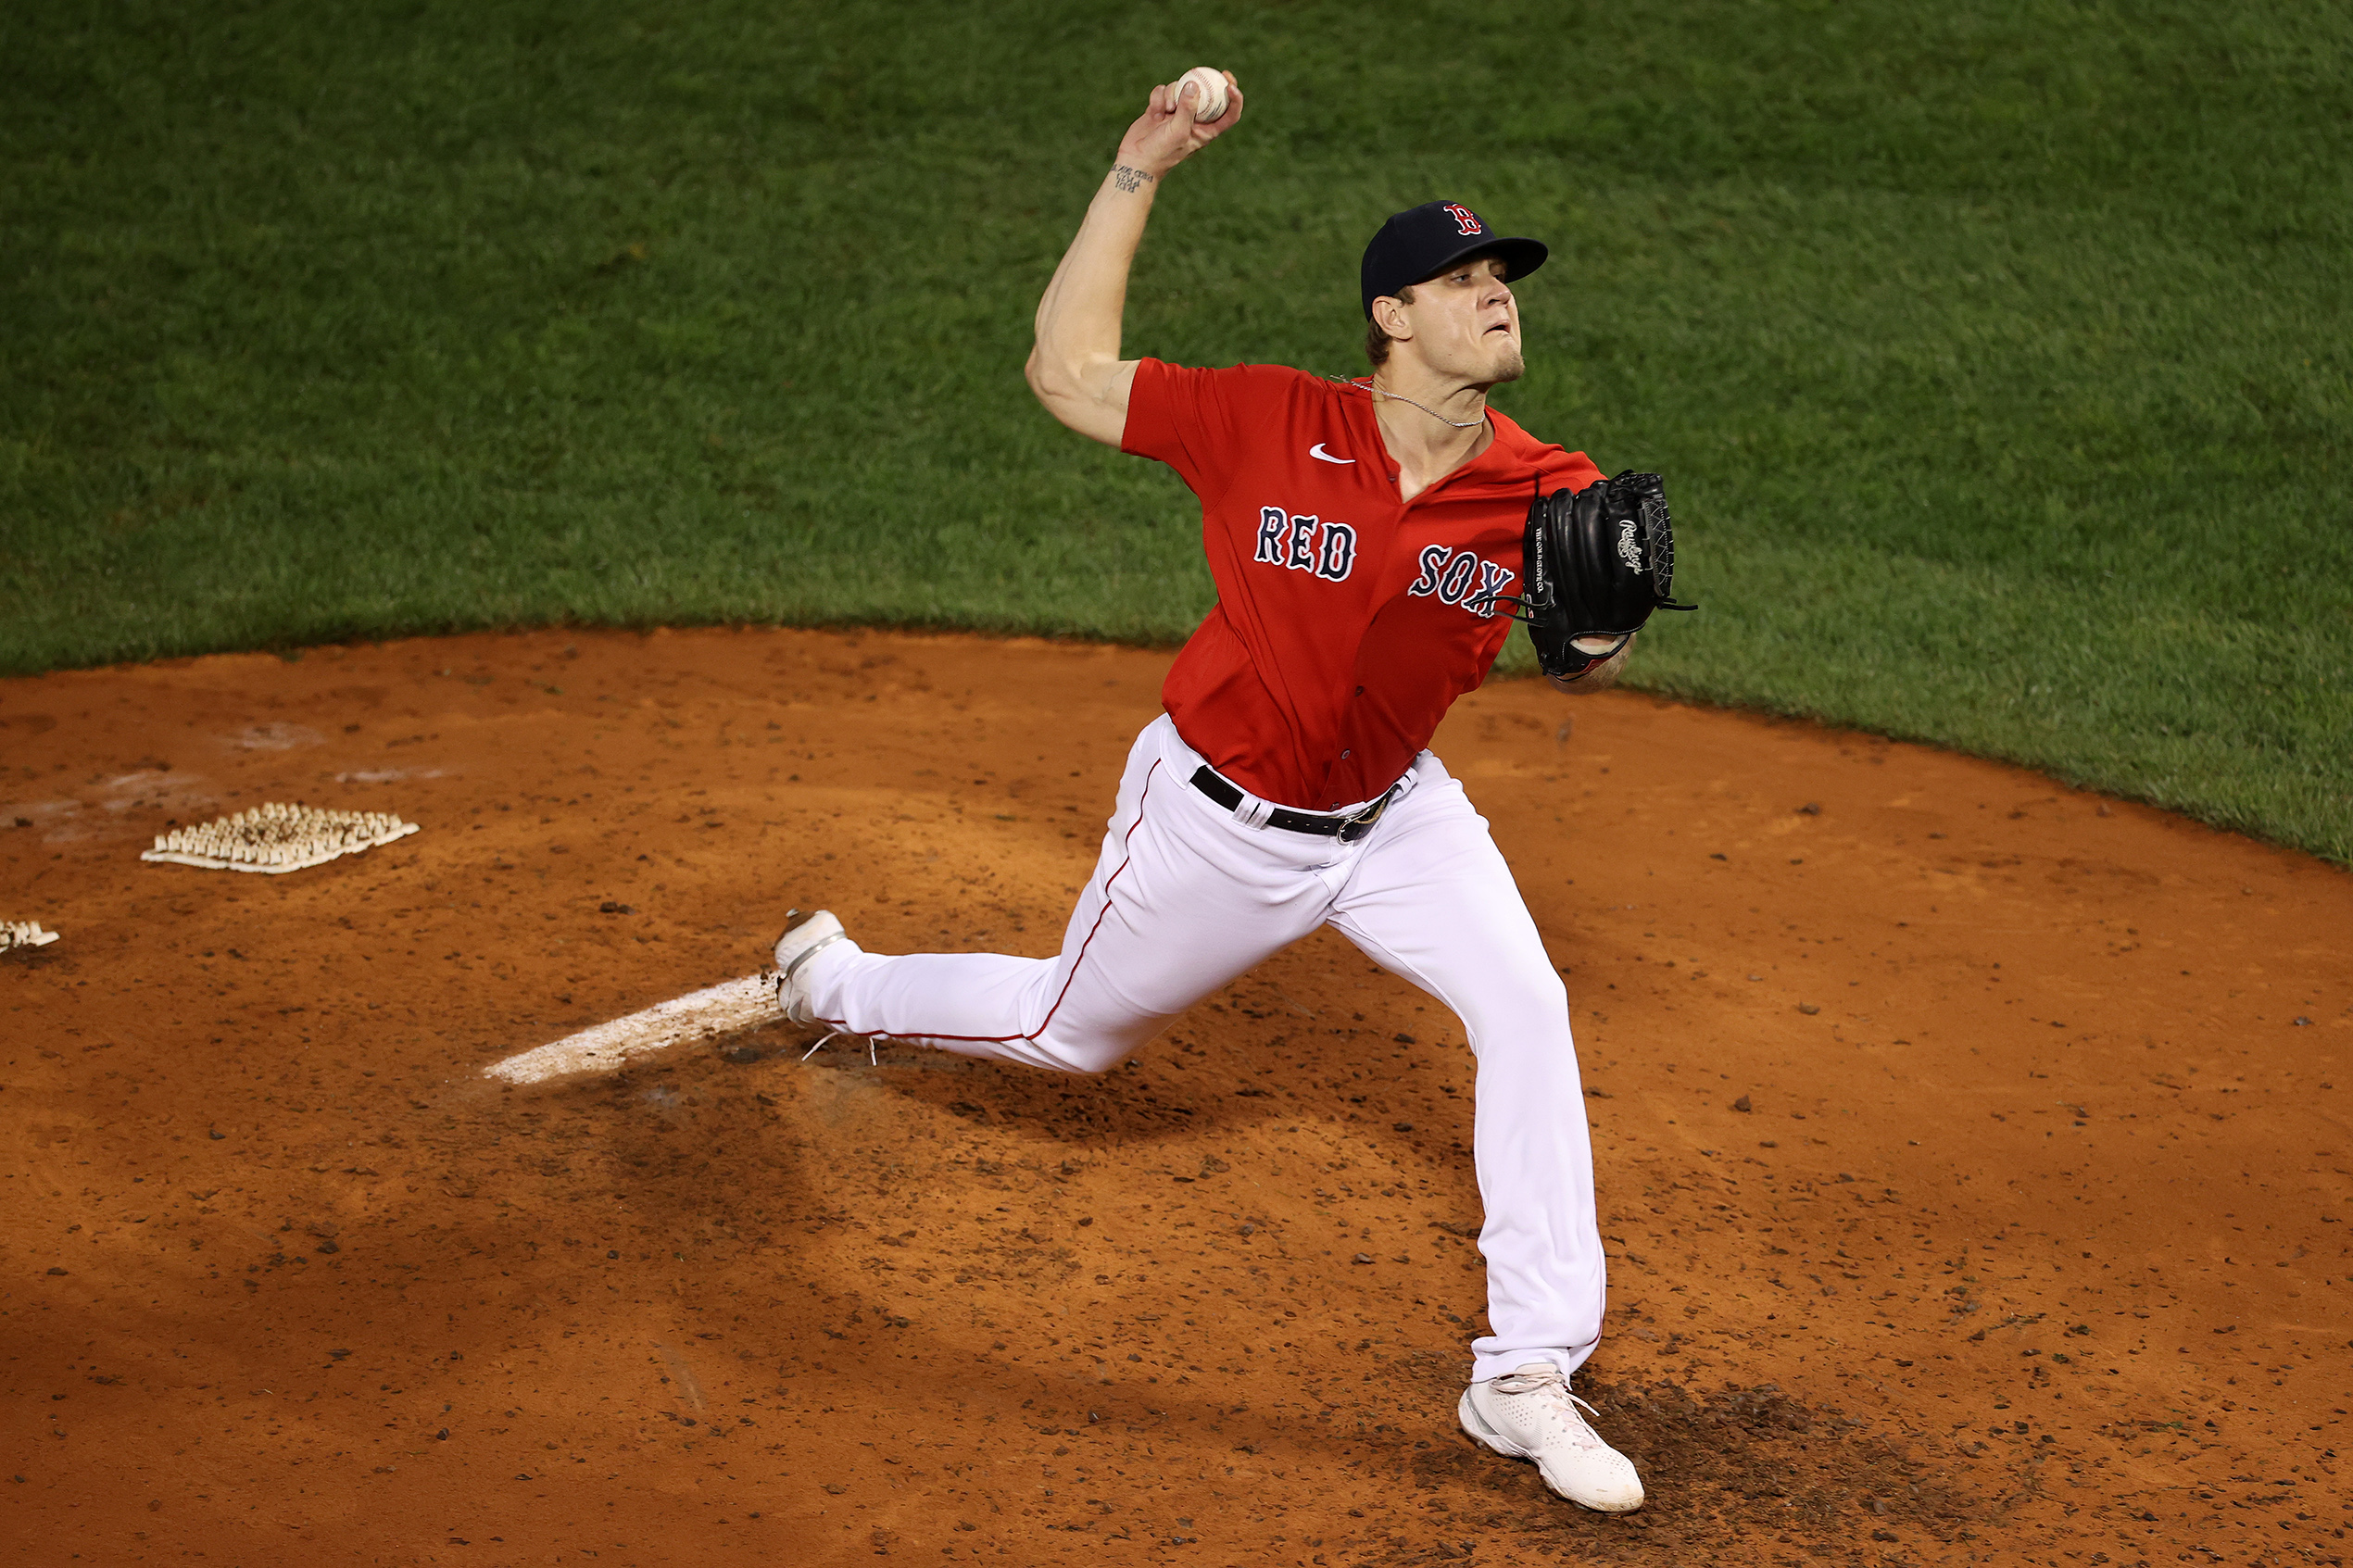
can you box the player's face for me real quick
[1401,254,1523,385]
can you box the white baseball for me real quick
[1176,66,1230,123]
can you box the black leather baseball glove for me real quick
[1513,470,1696,679]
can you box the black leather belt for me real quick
[1189,765,1398,842]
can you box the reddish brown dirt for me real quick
[3,626,2348,1568]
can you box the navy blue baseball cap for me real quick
[1360,201,1548,318]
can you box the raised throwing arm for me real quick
[1025,71,1243,447]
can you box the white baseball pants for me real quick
[798,714,1606,1381]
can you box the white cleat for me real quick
[1458,1362,1645,1513]
[772,909,847,1025]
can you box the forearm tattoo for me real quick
[1112,164,1155,194]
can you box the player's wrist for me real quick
[1108,158,1164,194]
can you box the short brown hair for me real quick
[1362,283,1416,368]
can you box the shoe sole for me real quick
[774,910,846,974]
[1457,1392,1644,1514]
[773,909,848,1024]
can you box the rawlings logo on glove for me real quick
[1614,520,1642,573]
[1505,470,1697,680]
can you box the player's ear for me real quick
[1372,295,1414,343]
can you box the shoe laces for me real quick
[798,1029,879,1067]
[1490,1365,1604,1428]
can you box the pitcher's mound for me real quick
[3,626,2345,1565]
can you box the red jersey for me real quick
[1122,359,1603,811]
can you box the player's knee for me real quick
[1033,1029,1141,1076]
[1462,972,1573,1050]
[1498,966,1570,1020]
[1063,1046,1139,1077]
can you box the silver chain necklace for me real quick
[1335,376,1485,430]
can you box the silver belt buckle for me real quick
[1336,789,1393,843]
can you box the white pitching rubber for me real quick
[483,973,774,1085]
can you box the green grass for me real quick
[4,0,2348,859]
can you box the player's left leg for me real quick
[1325,753,1604,1374]
[1324,751,1642,1512]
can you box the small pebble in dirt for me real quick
[1353,1252,1374,1265]
[1731,1095,1753,1112]
[1393,1033,1415,1044]
[1797,1003,1820,1016]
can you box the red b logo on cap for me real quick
[1441,204,1483,236]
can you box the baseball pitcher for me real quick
[774,70,1691,1512]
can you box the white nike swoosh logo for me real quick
[1309,443,1354,465]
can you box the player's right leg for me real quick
[786,716,1329,1073]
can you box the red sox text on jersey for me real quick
[1254,506,1519,622]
